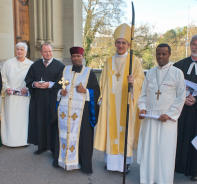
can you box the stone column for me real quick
[0,1,15,63]
[37,0,44,44]
[46,0,52,42]
[62,0,83,59]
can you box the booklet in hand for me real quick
[185,79,197,97]
[11,89,29,97]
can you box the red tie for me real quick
[44,61,48,67]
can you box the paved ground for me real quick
[0,144,194,184]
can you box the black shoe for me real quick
[125,164,130,174]
[104,164,107,169]
[191,176,197,181]
[42,148,47,153]
[34,149,43,155]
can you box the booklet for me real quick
[141,114,176,122]
[141,114,160,120]
[11,89,29,97]
[191,136,197,150]
[185,79,197,97]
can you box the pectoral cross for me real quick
[58,77,70,90]
[115,72,121,81]
[155,89,162,100]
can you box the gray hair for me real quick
[190,35,197,45]
[16,42,28,51]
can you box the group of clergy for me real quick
[0,23,197,183]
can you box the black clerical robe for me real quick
[174,56,197,177]
[53,65,100,173]
[0,72,2,147]
[25,59,64,151]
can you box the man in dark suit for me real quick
[25,43,65,155]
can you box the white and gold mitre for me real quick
[113,23,131,43]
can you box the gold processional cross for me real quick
[58,77,70,90]
[115,72,121,81]
[155,89,162,100]
[69,145,75,153]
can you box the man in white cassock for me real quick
[137,43,186,184]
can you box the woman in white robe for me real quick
[1,42,33,147]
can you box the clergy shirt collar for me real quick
[115,52,128,58]
[43,57,53,66]
[190,56,197,62]
[157,62,171,69]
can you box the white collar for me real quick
[157,62,171,69]
[43,57,53,65]
[115,52,128,58]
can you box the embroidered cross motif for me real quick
[71,113,78,121]
[62,143,66,150]
[69,145,75,153]
[60,112,66,119]
[58,77,70,90]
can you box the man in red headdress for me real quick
[52,47,100,173]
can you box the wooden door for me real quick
[13,0,30,58]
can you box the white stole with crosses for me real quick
[58,65,91,170]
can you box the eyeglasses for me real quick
[115,41,128,45]
[191,43,197,47]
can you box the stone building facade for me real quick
[0,0,83,67]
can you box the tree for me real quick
[162,29,177,43]
[158,23,197,63]
[133,23,158,69]
[83,0,126,65]
[88,35,116,68]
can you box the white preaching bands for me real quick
[187,57,197,75]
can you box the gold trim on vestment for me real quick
[107,59,118,154]
[58,66,91,166]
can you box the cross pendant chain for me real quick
[155,66,171,100]
[114,56,127,81]
[155,89,162,100]
[115,72,121,81]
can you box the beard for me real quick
[191,49,197,57]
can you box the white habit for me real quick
[1,57,33,147]
[137,63,186,184]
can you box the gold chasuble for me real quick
[94,53,144,157]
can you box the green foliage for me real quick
[142,49,155,69]
[83,0,126,66]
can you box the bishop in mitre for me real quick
[94,23,145,172]
[52,47,100,173]
[138,43,186,184]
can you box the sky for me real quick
[124,0,197,34]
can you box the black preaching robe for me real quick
[174,56,197,177]
[25,59,64,151]
[0,72,2,147]
[53,65,100,173]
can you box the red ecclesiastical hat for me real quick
[69,47,84,56]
